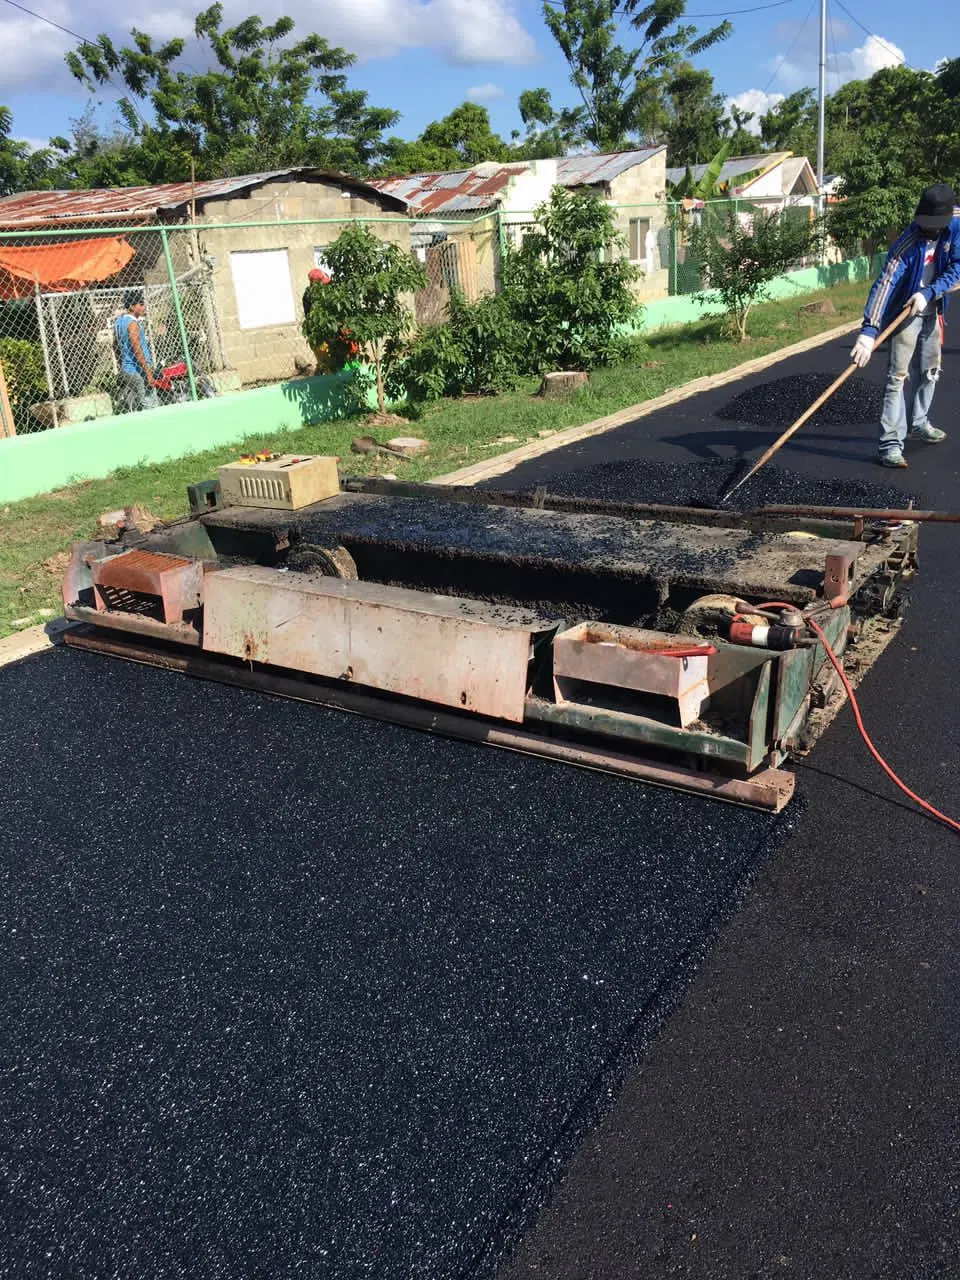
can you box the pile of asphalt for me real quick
[716,372,884,428]
[0,648,798,1279]
[535,458,916,512]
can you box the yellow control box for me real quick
[217,454,340,510]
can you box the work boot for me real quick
[907,424,946,442]
[879,450,909,468]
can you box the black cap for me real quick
[915,183,956,231]
[123,288,143,310]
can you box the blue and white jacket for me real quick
[862,209,960,337]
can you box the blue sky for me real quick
[0,0,956,153]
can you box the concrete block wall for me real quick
[186,181,410,386]
[608,156,670,302]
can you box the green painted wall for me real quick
[1,254,883,505]
[624,253,883,334]
[0,371,364,504]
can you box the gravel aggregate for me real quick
[0,648,794,1280]
[535,457,915,511]
[716,372,884,428]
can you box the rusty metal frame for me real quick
[60,626,796,813]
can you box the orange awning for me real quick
[0,237,135,300]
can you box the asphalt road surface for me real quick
[495,328,960,1279]
[1,325,958,1279]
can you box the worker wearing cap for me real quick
[303,267,333,372]
[851,183,960,468]
[114,290,158,413]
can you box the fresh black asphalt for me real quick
[495,328,960,1279]
[1,325,958,1279]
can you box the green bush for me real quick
[387,288,523,405]
[0,336,48,431]
[501,187,640,373]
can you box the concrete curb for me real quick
[0,619,71,669]
[431,319,860,488]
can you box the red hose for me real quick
[804,616,960,835]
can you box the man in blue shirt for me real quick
[851,183,960,467]
[114,290,158,413]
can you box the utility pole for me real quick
[817,0,827,200]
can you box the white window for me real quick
[629,218,651,264]
[229,249,296,329]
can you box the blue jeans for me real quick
[116,370,158,414]
[878,312,941,457]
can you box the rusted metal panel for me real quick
[64,627,796,811]
[557,148,664,187]
[90,549,204,624]
[553,622,712,728]
[0,169,406,228]
[202,566,552,721]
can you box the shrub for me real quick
[501,186,639,372]
[302,223,428,414]
[0,336,48,432]
[387,289,523,405]
[689,207,821,341]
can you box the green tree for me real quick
[690,207,819,340]
[511,88,584,158]
[722,105,761,156]
[66,4,399,179]
[378,103,511,176]
[827,65,960,248]
[542,0,731,150]
[759,89,816,155]
[502,186,638,370]
[662,64,725,165]
[301,224,427,413]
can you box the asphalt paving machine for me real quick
[61,452,924,811]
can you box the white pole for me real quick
[817,0,827,197]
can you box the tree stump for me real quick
[799,298,837,318]
[537,371,589,398]
[385,436,429,456]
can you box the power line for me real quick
[831,0,908,69]
[760,0,817,95]
[685,0,797,16]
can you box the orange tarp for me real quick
[0,237,135,299]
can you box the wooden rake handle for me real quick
[734,304,912,491]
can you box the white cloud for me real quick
[467,82,505,102]
[827,34,905,87]
[725,89,784,120]
[0,0,537,95]
[765,31,905,94]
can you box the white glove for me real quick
[908,291,928,316]
[851,333,875,367]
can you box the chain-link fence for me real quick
[0,197,827,436]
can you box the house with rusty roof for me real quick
[0,168,409,404]
[372,147,670,302]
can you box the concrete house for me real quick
[665,151,819,210]
[372,148,670,303]
[0,170,409,391]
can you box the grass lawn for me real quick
[0,281,866,638]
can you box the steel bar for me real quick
[62,626,795,812]
[753,506,960,524]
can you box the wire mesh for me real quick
[0,197,826,434]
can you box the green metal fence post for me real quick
[160,226,198,401]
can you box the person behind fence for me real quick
[851,183,960,468]
[114,289,159,412]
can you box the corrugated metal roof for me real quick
[372,165,530,215]
[666,152,790,190]
[557,147,665,186]
[0,168,407,228]
[372,149,663,215]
